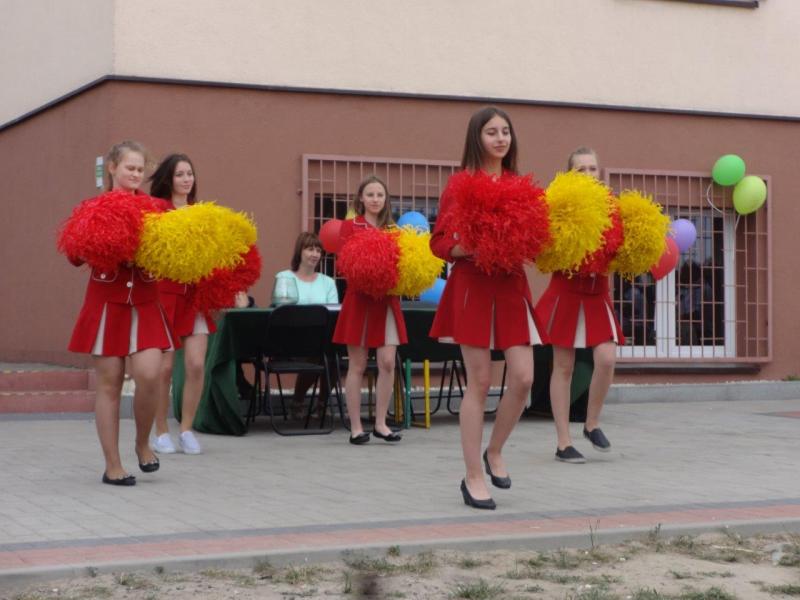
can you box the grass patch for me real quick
[677,587,737,600]
[450,578,506,599]
[281,565,325,585]
[670,570,695,580]
[113,572,154,590]
[632,590,670,600]
[568,588,619,600]
[777,542,800,566]
[74,586,113,599]
[457,556,487,569]
[199,568,256,586]
[342,550,435,576]
[761,583,800,595]
[252,558,274,578]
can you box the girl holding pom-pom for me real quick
[332,175,407,445]
[148,154,214,456]
[430,107,549,510]
[535,148,624,464]
[65,141,172,486]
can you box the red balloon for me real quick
[319,219,343,253]
[650,237,680,281]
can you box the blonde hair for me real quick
[567,146,598,171]
[105,140,147,190]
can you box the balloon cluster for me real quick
[712,154,767,215]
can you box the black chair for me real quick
[445,350,506,416]
[261,305,338,435]
[332,345,405,431]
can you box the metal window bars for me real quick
[606,169,771,362]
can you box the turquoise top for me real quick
[275,270,339,304]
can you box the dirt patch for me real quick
[4,530,800,599]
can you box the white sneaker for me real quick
[151,433,177,454]
[179,430,202,455]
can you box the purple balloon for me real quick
[670,219,697,253]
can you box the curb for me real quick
[2,517,799,592]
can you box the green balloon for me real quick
[732,175,767,215]
[711,154,746,186]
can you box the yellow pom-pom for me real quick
[135,202,257,283]
[390,227,445,297]
[536,171,612,274]
[609,190,670,279]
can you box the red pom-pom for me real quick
[443,171,551,275]
[337,227,399,299]
[578,204,624,276]
[56,190,166,272]
[191,245,262,313]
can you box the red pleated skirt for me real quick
[160,290,216,345]
[534,272,624,348]
[68,300,174,357]
[429,260,548,350]
[333,291,408,348]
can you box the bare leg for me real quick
[459,345,492,501]
[344,345,368,435]
[180,333,208,432]
[373,345,397,435]
[585,342,616,431]
[93,356,126,479]
[130,348,163,465]
[154,350,175,436]
[485,345,533,477]
[550,345,576,450]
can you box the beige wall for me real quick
[3,0,799,126]
[0,0,113,125]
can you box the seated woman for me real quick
[275,232,339,417]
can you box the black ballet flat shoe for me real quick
[349,432,371,445]
[460,479,496,510]
[372,429,402,442]
[138,457,160,473]
[102,473,136,486]
[482,450,511,489]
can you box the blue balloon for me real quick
[419,278,446,304]
[397,211,430,232]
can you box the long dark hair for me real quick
[149,153,197,204]
[290,232,323,271]
[461,106,518,174]
[352,175,394,229]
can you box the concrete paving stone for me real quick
[0,396,799,580]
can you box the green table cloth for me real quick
[172,304,593,435]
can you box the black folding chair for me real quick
[261,305,338,435]
[332,345,405,431]
[445,350,506,416]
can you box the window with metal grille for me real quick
[302,154,460,287]
[606,169,771,362]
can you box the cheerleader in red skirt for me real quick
[67,141,173,486]
[535,147,623,464]
[332,175,408,445]
[430,107,548,510]
[148,154,215,456]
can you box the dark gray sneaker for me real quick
[555,445,586,463]
[583,427,611,452]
